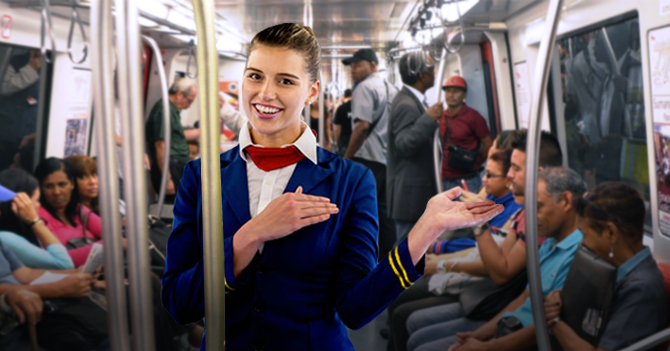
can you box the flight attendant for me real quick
[161,23,503,351]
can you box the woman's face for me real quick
[578,215,613,263]
[41,170,74,212]
[242,44,319,146]
[76,173,98,202]
[483,160,510,198]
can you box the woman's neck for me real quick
[55,209,72,226]
[81,199,92,209]
[250,122,304,148]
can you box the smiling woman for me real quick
[161,22,503,351]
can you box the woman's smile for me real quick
[252,102,284,119]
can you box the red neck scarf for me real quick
[244,145,305,172]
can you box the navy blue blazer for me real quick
[162,146,425,350]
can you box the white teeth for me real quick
[255,105,280,115]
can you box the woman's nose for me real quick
[258,81,276,101]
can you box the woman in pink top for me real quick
[34,157,105,266]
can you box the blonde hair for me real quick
[248,23,321,83]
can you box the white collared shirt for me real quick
[238,121,318,252]
[404,84,427,108]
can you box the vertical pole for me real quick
[191,1,226,349]
[524,0,563,350]
[114,0,156,350]
[318,72,325,147]
[90,1,131,350]
[433,49,447,193]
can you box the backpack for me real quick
[37,297,108,351]
[147,215,170,277]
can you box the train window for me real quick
[553,16,650,224]
[0,45,50,172]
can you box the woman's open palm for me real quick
[422,187,503,233]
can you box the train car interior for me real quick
[0,0,668,350]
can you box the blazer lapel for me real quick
[220,149,251,226]
[285,149,335,194]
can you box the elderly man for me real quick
[145,77,199,199]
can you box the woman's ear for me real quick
[307,80,320,106]
[605,222,619,244]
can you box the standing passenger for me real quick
[342,48,397,259]
[387,52,444,243]
[333,88,353,157]
[161,23,503,350]
[145,78,200,201]
[440,76,492,192]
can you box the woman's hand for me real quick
[246,186,339,243]
[419,187,503,234]
[58,273,94,298]
[11,193,39,224]
[544,289,563,326]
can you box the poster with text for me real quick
[64,118,88,157]
[650,25,670,236]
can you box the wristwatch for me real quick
[436,260,447,274]
[473,223,489,237]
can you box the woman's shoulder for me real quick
[317,147,370,180]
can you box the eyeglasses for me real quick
[182,93,195,104]
[484,172,505,179]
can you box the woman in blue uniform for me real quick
[161,23,503,351]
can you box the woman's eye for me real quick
[279,78,295,86]
[247,73,261,80]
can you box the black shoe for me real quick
[379,328,389,340]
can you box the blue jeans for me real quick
[442,175,482,194]
[406,303,486,351]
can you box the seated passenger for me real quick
[0,239,110,351]
[34,157,125,267]
[0,289,46,351]
[66,155,99,215]
[418,167,585,351]
[0,169,74,269]
[544,182,668,351]
[386,132,522,351]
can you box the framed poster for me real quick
[649,25,670,236]
[513,61,551,131]
[64,118,87,157]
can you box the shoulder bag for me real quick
[443,117,481,172]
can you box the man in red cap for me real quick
[439,76,492,192]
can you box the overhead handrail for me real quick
[67,0,88,64]
[191,0,226,349]
[90,0,131,350]
[142,35,171,220]
[437,0,465,54]
[39,0,57,63]
[186,39,198,79]
[524,0,563,350]
[114,0,156,350]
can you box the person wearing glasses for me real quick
[145,77,200,201]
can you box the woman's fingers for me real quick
[293,193,331,203]
[464,200,496,209]
[299,204,339,218]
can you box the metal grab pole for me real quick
[114,0,156,350]
[524,0,563,350]
[433,48,446,193]
[191,1,226,349]
[141,35,171,219]
[318,72,325,147]
[90,1,131,350]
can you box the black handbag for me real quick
[36,297,108,351]
[556,245,616,347]
[443,118,481,172]
[459,271,528,321]
[66,206,96,249]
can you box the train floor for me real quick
[348,309,388,351]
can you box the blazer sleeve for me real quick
[392,102,438,159]
[334,168,425,329]
[161,160,206,324]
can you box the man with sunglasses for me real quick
[145,77,200,201]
